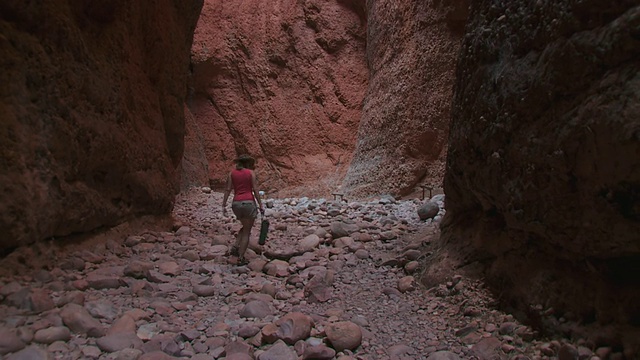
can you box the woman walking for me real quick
[222,154,264,264]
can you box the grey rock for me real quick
[325,321,362,352]
[193,285,217,297]
[239,300,273,319]
[114,348,144,360]
[86,299,118,320]
[472,337,501,360]
[80,345,102,359]
[426,351,461,360]
[330,222,360,239]
[0,328,26,355]
[258,340,297,360]
[417,201,439,220]
[96,332,143,352]
[303,344,336,359]
[5,346,49,360]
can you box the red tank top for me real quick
[230,169,254,201]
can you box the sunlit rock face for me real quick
[0,1,203,250]
[342,0,468,198]
[189,0,368,196]
[442,0,640,344]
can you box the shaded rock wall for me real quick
[442,0,640,346]
[180,106,210,190]
[189,0,367,196]
[342,0,468,198]
[0,1,203,250]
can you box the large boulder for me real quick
[0,0,203,250]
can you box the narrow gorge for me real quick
[0,0,638,359]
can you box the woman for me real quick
[222,154,264,264]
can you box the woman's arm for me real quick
[251,171,264,213]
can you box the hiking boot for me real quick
[229,246,239,257]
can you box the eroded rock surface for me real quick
[342,0,469,197]
[0,1,203,249]
[189,0,368,195]
[441,0,640,351]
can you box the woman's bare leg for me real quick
[238,217,255,261]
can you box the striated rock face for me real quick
[442,0,640,342]
[342,0,468,198]
[180,106,209,191]
[189,0,367,196]
[0,1,203,250]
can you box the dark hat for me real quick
[234,154,254,163]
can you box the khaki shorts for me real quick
[231,200,257,219]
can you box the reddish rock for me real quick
[264,259,290,277]
[224,340,254,358]
[60,303,105,337]
[397,276,416,293]
[107,315,136,335]
[189,0,367,196]
[304,269,335,303]
[96,332,143,353]
[325,321,362,352]
[261,323,280,344]
[238,325,261,339]
[342,0,467,197]
[0,1,204,250]
[275,312,313,345]
[29,289,55,313]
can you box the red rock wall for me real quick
[341,0,468,198]
[180,106,210,190]
[189,0,367,196]
[0,1,203,250]
[442,0,640,344]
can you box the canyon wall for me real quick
[0,1,203,250]
[180,106,210,191]
[441,0,640,348]
[189,0,367,196]
[341,0,468,198]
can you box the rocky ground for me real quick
[0,189,612,360]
